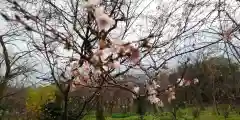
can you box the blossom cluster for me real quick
[85,0,115,31]
[131,80,177,107]
[145,80,164,107]
[177,78,199,87]
[132,86,140,99]
[69,0,147,89]
[132,77,200,106]
[165,86,176,103]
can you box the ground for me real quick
[82,107,240,120]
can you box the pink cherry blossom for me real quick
[99,48,113,61]
[184,80,191,86]
[94,6,104,17]
[148,95,162,105]
[146,80,158,95]
[129,47,140,63]
[95,49,103,56]
[108,60,120,68]
[113,61,120,68]
[71,69,80,77]
[74,76,88,85]
[82,75,90,83]
[83,61,90,71]
[96,13,115,31]
[115,45,125,54]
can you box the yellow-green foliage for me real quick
[25,85,58,116]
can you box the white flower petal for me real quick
[177,78,184,86]
[112,53,118,59]
[103,65,108,71]
[100,48,113,61]
[148,95,161,104]
[111,39,125,45]
[95,6,104,17]
[193,78,199,84]
[113,61,120,68]
[133,86,140,94]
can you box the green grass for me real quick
[82,107,240,120]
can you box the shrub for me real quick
[39,101,62,120]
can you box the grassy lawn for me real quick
[82,107,240,120]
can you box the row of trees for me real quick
[0,56,239,119]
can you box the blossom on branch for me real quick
[132,86,140,99]
[107,60,120,68]
[95,13,115,31]
[145,80,163,106]
[193,78,199,84]
[94,6,105,17]
[167,86,176,103]
[129,46,140,64]
[177,78,199,87]
[93,5,115,31]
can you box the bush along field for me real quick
[82,106,240,120]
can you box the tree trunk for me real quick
[153,104,159,114]
[109,102,113,115]
[0,36,11,102]
[62,93,69,120]
[0,82,7,101]
[194,86,205,110]
[96,94,105,120]
[137,96,146,120]
[55,90,63,120]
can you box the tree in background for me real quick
[175,56,240,112]
[0,25,37,102]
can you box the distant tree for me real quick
[175,56,240,111]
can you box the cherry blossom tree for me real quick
[2,0,240,119]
